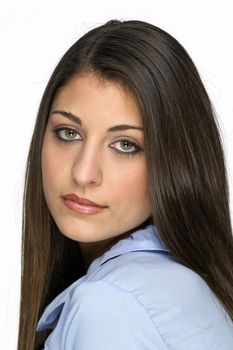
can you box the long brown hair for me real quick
[18,20,233,349]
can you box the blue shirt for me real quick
[37,224,233,349]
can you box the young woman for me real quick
[18,20,233,349]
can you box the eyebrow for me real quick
[51,110,144,132]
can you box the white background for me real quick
[0,0,232,348]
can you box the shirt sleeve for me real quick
[46,280,168,350]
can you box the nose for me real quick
[71,142,103,188]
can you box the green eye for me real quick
[54,128,82,141]
[110,139,142,155]
[64,129,78,139]
[119,140,136,152]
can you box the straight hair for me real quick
[18,20,233,349]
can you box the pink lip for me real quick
[62,194,107,215]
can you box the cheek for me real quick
[41,141,66,194]
[41,151,53,199]
[109,160,149,202]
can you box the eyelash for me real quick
[53,127,142,157]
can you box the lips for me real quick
[62,194,106,208]
[62,193,107,215]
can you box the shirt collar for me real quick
[87,223,168,275]
[37,224,169,331]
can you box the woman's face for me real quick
[41,72,151,247]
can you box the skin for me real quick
[41,72,151,269]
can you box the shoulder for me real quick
[58,279,167,349]
[85,251,233,349]
[88,250,214,307]
[47,252,233,350]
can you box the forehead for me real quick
[51,72,143,126]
